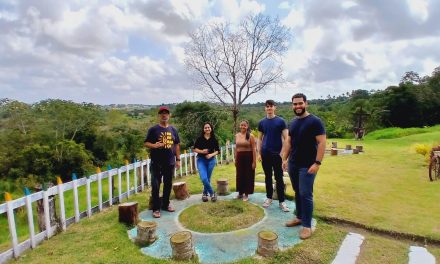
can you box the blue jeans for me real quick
[288,163,317,228]
[197,157,217,196]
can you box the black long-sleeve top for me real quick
[194,136,220,159]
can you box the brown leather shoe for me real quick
[299,227,312,239]
[285,218,302,227]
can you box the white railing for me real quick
[0,145,235,263]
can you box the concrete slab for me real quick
[409,246,435,264]
[332,232,365,264]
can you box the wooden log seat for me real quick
[170,231,196,261]
[173,182,190,200]
[118,202,138,225]
[136,221,158,245]
[257,231,278,257]
[216,178,229,195]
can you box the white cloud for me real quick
[1,0,440,104]
[406,0,429,22]
[278,1,292,9]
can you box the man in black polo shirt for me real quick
[144,106,181,218]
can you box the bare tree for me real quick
[185,14,290,132]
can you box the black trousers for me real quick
[150,162,175,211]
[262,153,285,203]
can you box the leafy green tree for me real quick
[173,101,228,148]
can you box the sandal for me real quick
[163,205,175,212]
[152,210,161,218]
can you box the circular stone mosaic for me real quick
[128,193,316,263]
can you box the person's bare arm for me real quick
[251,136,257,170]
[281,135,291,171]
[257,132,263,161]
[308,134,326,174]
[175,144,181,169]
[144,141,164,149]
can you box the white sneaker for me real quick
[262,198,272,208]
[279,202,290,212]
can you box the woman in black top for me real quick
[194,123,220,202]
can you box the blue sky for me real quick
[1,0,439,105]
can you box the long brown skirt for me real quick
[236,151,255,195]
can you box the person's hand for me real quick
[252,162,256,170]
[155,141,164,148]
[206,153,212,159]
[257,154,262,162]
[308,163,320,174]
[175,160,181,169]
[202,149,209,154]
[282,160,288,172]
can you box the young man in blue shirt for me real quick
[257,100,289,212]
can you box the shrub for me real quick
[414,143,430,156]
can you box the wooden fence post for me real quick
[125,160,130,198]
[146,158,151,187]
[56,177,66,231]
[179,154,183,177]
[86,176,92,217]
[118,168,122,203]
[189,149,193,174]
[24,188,36,249]
[107,165,113,206]
[140,160,145,191]
[184,150,188,176]
[97,167,102,212]
[5,192,19,257]
[133,159,138,194]
[72,174,80,223]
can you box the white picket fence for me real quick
[0,145,235,263]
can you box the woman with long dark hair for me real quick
[234,120,256,201]
[194,122,220,202]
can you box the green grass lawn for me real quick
[3,126,440,263]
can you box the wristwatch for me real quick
[314,160,322,165]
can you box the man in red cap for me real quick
[144,106,181,218]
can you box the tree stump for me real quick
[356,145,363,152]
[257,231,278,257]
[118,202,138,225]
[353,149,359,154]
[170,231,196,261]
[345,144,352,150]
[272,182,286,200]
[216,178,229,195]
[331,149,338,156]
[173,182,190,200]
[331,142,338,149]
[136,221,158,245]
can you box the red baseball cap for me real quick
[158,106,170,114]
